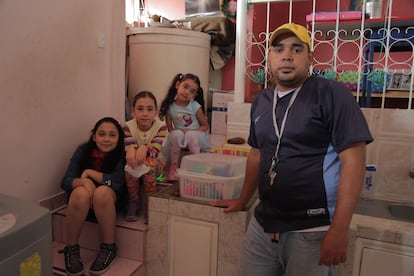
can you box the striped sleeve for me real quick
[123,122,137,151]
[147,124,168,158]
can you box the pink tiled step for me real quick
[53,208,147,276]
[53,241,144,276]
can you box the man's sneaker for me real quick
[58,244,84,276]
[89,243,117,275]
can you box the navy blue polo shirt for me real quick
[249,76,373,233]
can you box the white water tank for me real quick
[127,27,211,112]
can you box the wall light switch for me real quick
[98,32,105,48]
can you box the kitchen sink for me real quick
[388,203,414,222]
[355,199,414,223]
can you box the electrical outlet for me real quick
[98,32,105,48]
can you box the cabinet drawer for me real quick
[353,237,414,276]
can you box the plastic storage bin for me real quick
[177,170,244,201]
[178,153,247,201]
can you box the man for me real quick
[210,23,373,276]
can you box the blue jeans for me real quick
[239,217,333,276]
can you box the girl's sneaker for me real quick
[125,200,139,222]
[167,164,178,182]
[58,244,84,276]
[89,243,117,275]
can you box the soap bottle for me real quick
[362,164,376,200]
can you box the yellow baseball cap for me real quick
[269,23,312,51]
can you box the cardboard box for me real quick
[211,91,234,135]
[226,102,251,142]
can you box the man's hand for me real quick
[209,198,244,213]
[319,227,348,266]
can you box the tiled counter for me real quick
[145,183,257,276]
[147,183,414,276]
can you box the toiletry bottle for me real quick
[362,164,376,200]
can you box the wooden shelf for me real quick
[248,0,309,3]
[352,90,413,99]
[308,16,414,33]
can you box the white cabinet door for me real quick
[353,238,414,276]
[169,216,218,276]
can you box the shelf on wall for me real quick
[309,14,414,108]
[248,0,310,3]
[308,16,414,33]
[352,90,413,99]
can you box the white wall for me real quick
[0,0,126,203]
[146,0,185,20]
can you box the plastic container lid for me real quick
[180,153,247,177]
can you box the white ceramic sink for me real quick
[388,203,414,222]
[355,199,414,223]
